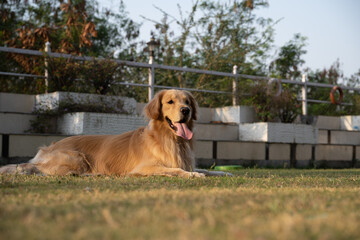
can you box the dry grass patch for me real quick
[1,169,360,240]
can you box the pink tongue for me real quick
[174,123,193,140]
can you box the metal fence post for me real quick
[232,65,238,106]
[44,42,51,94]
[148,56,155,101]
[301,74,308,116]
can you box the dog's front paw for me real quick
[188,171,206,178]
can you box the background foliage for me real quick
[0,0,359,117]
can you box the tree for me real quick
[194,0,273,74]
[141,1,199,89]
[0,0,140,93]
[92,1,140,59]
[146,0,275,106]
[269,33,307,80]
[306,59,345,116]
[1,0,97,54]
[342,68,360,115]
[346,68,360,88]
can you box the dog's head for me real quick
[145,89,198,140]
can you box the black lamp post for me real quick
[146,37,160,63]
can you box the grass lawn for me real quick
[1,169,360,240]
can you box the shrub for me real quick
[272,89,301,123]
[80,59,123,95]
[44,57,125,95]
[250,82,274,122]
[250,81,300,123]
[47,57,81,92]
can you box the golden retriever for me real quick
[0,89,229,178]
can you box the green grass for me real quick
[1,169,360,240]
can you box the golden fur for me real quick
[0,90,222,178]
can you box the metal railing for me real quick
[0,44,359,115]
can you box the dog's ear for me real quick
[186,91,198,120]
[144,90,165,120]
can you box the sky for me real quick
[99,0,360,78]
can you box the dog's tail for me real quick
[0,163,41,175]
[0,145,51,175]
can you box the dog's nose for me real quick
[181,107,190,116]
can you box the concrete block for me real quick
[295,160,312,168]
[35,92,137,115]
[331,131,360,145]
[315,145,353,161]
[213,106,257,123]
[0,92,35,113]
[341,116,360,131]
[296,144,312,161]
[294,124,318,144]
[0,113,36,134]
[57,112,147,135]
[318,130,328,144]
[269,144,290,161]
[239,122,318,144]
[136,103,146,116]
[194,123,238,141]
[193,140,213,159]
[315,116,340,130]
[217,142,265,160]
[197,107,214,123]
[8,135,68,157]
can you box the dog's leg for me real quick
[195,169,233,177]
[130,165,205,178]
[36,150,92,175]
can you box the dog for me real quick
[0,89,230,178]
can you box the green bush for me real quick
[46,57,124,95]
[47,57,81,92]
[250,81,300,123]
[80,59,123,95]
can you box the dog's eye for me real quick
[168,100,174,104]
[185,100,190,105]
